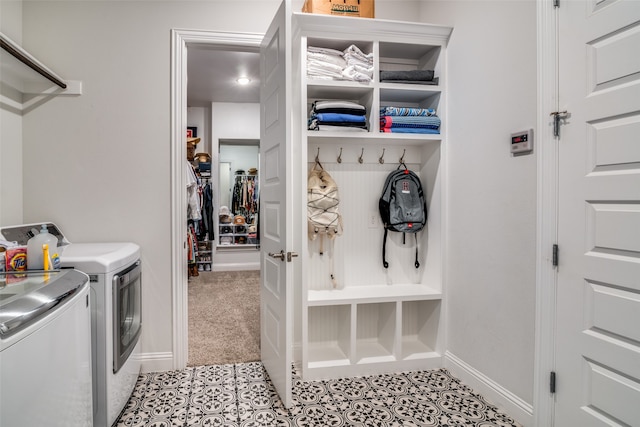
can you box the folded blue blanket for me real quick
[313,113,367,123]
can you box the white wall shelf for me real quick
[1,32,82,112]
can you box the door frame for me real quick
[170,29,264,369]
[534,1,558,426]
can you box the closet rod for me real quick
[0,32,67,89]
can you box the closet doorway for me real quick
[172,30,263,369]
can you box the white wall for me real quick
[421,0,537,414]
[0,0,24,226]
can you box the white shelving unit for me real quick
[294,13,452,381]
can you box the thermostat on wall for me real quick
[511,129,533,155]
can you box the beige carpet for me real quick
[188,270,260,366]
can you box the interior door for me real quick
[259,0,293,408]
[555,1,640,425]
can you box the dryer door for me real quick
[113,260,142,374]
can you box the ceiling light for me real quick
[236,76,251,85]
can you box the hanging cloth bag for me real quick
[307,161,343,287]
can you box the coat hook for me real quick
[337,147,343,164]
[315,147,323,169]
[358,148,364,164]
[379,148,385,164]
[399,148,406,164]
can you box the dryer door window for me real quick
[113,260,142,374]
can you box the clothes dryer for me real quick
[60,242,142,427]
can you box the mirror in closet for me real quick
[218,140,259,247]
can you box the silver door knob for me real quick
[268,250,286,261]
[287,252,299,262]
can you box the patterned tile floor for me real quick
[116,361,522,426]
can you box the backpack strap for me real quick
[382,227,389,268]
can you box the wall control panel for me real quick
[510,129,533,155]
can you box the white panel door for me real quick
[556,1,640,425]
[259,0,293,408]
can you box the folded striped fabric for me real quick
[380,106,437,117]
[380,128,440,134]
[380,115,441,128]
[309,100,369,131]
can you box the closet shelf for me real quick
[308,284,441,306]
[0,32,82,100]
[307,132,441,145]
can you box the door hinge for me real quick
[550,371,556,394]
[552,244,559,267]
[553,0,560,8]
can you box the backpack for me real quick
[378,164,427,269]
[307,161,343,287]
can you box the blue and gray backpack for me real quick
[378,165,427,269]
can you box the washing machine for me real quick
[0,223,142,427]
[0,269,92,427]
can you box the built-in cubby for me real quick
[296,12,452,381]
[307,305,351,368]
[355,302,396,364]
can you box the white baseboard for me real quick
[444,351,533,427]
[139,352,174,373]
[211,262,260,271]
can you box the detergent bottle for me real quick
[27,224,58,270]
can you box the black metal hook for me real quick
[337,147,343,164]
[379,148,385,164]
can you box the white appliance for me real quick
[0,224,142,427]
[0,269,93,427]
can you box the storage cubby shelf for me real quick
[298,12,451,381]
[308,284,441,305]
[307,132,442,145]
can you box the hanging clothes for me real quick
[186,161,202,221]
[201,181,214,241]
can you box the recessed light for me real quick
[236,76,251,85]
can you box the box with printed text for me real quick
[302,0,375,18]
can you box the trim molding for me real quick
[212,262,260,272]
[139,352,174,374]
[533,1,558,426]
[445,351,533,427]
[170,29,264,371]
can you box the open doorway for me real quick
[171,30,264,369]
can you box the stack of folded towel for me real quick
[379,69,438,85]
[379,106,441,134]
[307,45,374,82]
[308,100,368,132]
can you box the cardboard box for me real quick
[302,0,375,18]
